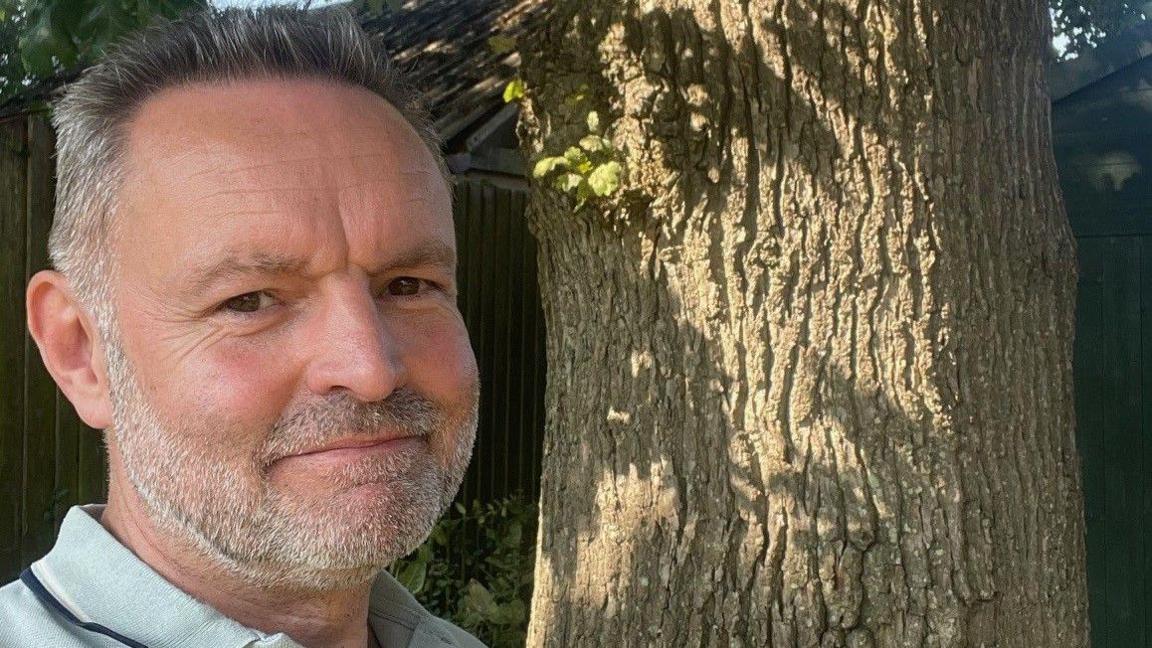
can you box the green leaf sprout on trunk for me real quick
[532,110,625,207]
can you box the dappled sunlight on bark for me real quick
[518,0,1088,645]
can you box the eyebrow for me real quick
[182,241,457,296]
[389,240,457,272]
[183,253,306,297]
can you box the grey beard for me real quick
[103,327,477,591]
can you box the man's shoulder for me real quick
[369,602,488,648]
[368,570,488,648]
[420,615,487,648]
[0,575,100,647]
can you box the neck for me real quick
[100,475,375,648]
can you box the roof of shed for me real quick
[1050,20,1152,102]
[361,0,546,142]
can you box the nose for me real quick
[303,281,405,402]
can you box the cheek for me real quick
[165,340,299,431]
[118,307,296,433]
[395,312,478,403]
[397,317,477,468]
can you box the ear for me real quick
[26,270,114,429]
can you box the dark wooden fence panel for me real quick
[22,115,62,569]
[1143,236,1152,648]
[1074,237,1107,646]
[0,116,28,582]
[1072,234,1152,648]
[1054,60,1152,647]
[453,178,545,506]
[0,114,546,583]
[0,114,106,585]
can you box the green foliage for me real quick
[586,160,622,197]
[388,494,537,648]
[1051,0,1149,58]
[0,0,209,110]
[532,109,625,206]
[502,77,524,103]
[488,35,522,103]
[487,34,517,55]
[0,0,1143,112]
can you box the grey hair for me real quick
[50,5,444,331]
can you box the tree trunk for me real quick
[517,1,1088,646]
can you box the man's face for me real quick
[104,78,478,588]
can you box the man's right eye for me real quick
[221,291,275,314]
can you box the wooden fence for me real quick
[0,114,107,584]
[0,112,546,583]
[1052,54,1152,647]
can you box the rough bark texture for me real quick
[517,1,1089,646]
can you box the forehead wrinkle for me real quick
[195,186,329,203]
[189,151,395,183]
[397,168,446,206]
[182,187,320,221]
[214,210,285,220]
[182,251,312,297]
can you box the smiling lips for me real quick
[294,435,413,455]
[276,434,423,466]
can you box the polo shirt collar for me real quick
[30,505,454,648]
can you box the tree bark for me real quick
[517,1,1088,646]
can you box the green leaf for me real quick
[587,161,622,197]
[396,560,427,594]
[563,92,587,107]
[532,156,568,178]
[385,0,404,10]
[463,579,497,614]
[494,599,527,625]
[487,35,517,55]
[502,77,525,103]
[19,8,74,76]
[555,172,583,192]
[416,543,433,562]
[578,134,608,153]
[563,146,588,166]
[586,110,601,133]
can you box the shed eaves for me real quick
[1050,20,1152,102]
[361,0,546,142]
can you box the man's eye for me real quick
[221,291,275,313]
[387,277,430,297]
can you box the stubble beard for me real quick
[102,328,477,591]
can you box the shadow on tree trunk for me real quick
[518,1,1086,646]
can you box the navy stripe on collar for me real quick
[20,568,151,648]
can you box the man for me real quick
[0,6,484,648]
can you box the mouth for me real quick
[292,435,416,456]
[271,435,424,470]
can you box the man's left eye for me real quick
[221,291,277,314]
[386,277,433,297]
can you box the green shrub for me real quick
[388,493,537,648]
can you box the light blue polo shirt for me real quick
[0,505,485,648]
